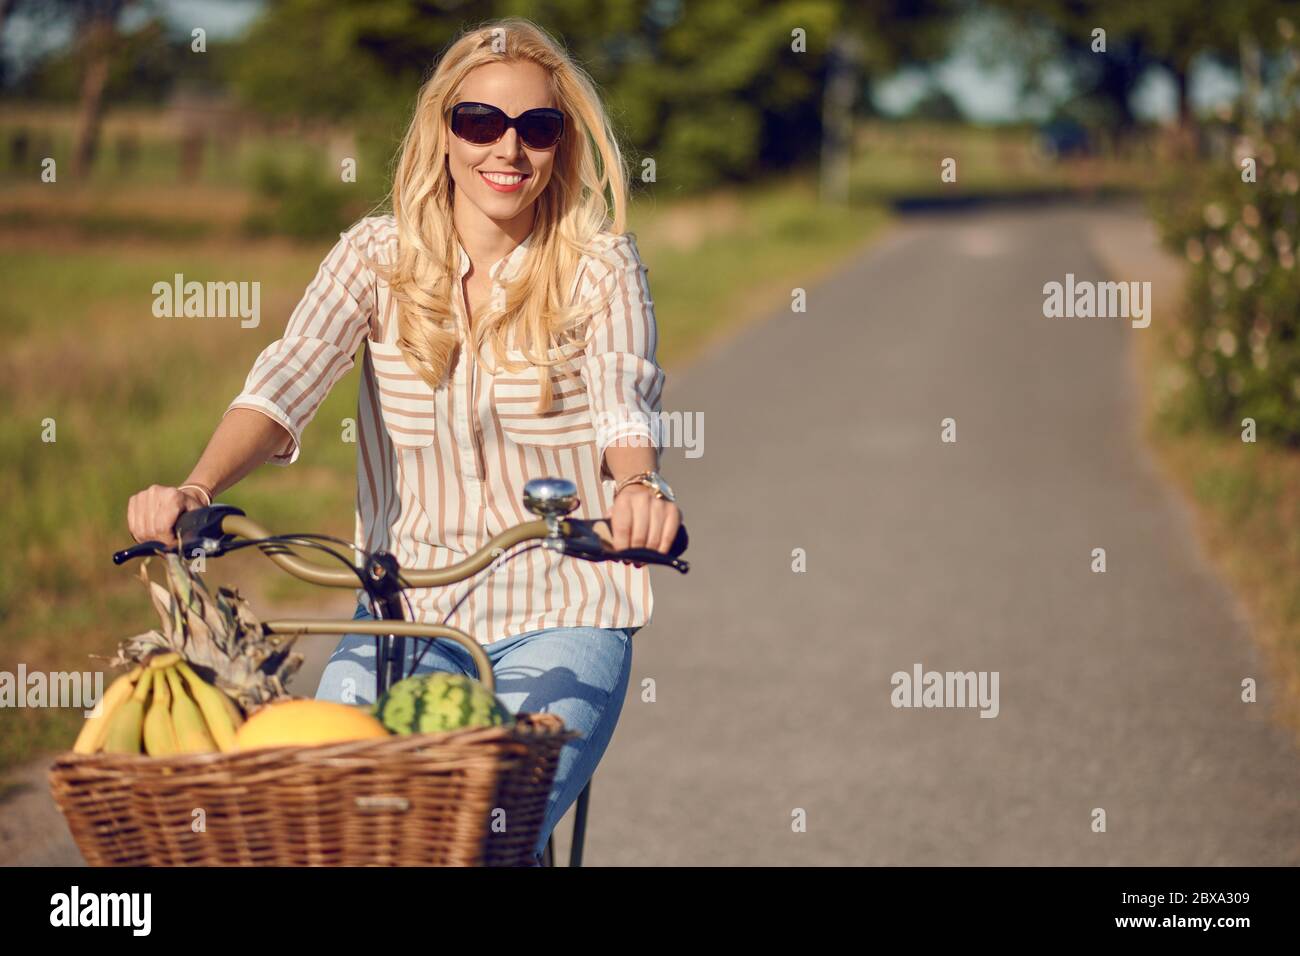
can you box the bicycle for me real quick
[55,476,689,867]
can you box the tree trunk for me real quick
[0,0,17,35]
[819,32,862,207]
[1240,31,1262,132]
[73,15,117,180]
[1169,63,1198,159]
[1174,67,1190,129]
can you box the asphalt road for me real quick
[577,202,1300,866]
[10,203,1300,866]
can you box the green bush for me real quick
[243,153,354,240]
[1150,20,1300,446]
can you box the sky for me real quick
[874,52,1241,124]
[2,0,1244,124]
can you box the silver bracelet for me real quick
[178,483,213,507]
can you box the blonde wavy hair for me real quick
[376,16,632,413]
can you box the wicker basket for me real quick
[48,714,575,867]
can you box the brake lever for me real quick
[112,540,169,565]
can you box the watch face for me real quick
[651,474,676,501]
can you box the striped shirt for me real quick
[225,214,665,645]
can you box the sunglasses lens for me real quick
[519,111,563,149]
[452,105,504,144]
[451,104,563,149]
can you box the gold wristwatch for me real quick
[613,470,676,502]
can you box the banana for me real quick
[142,670,180,757]
[165,667,218,754]
[217,687,245,730]
[175,661,238,752]
[102,666,153,754]
[147,652,181,670]
[73,665,143,755]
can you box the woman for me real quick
[125,17,680,865]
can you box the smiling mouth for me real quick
[480,170,530,188]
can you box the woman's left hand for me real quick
[609,484,681,568]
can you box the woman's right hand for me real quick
[127,484,207,547]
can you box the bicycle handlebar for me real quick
[113,503,690,588]
[112,489,688,694]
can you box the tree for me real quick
[1,0,138,177]
[909,84,965,123]
[71,0,129,177]
[819,0,959,204]
[227,0,963,196]
[986,0,1291,141]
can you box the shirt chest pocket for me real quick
[367,340,436,449]
[493,346,596,448]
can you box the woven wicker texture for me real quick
[49,714,574,866]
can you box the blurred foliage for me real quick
[906,84,964,122]
[243,151,351,238]
[228,0,958,194]
[983,0,1293,128]
[9,18,234,104]
[241,142,387,238]
[1149,19,1300,445]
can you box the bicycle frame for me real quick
[219,510,553,694]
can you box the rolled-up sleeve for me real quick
[224,223,376,465]
[582,233,666,480]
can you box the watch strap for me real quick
[614,470,662,497]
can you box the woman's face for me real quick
[445,61,558,227]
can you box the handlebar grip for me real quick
[611,546,683,565]
[176,504,246,549]
[591,520,689,558]
[559,519,690,572]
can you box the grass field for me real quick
[850,120,1154,203]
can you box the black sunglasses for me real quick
[447,101,565,150]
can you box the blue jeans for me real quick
[314,599,638,865]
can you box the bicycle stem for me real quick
[221,513,558,694]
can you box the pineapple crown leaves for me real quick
[112,554,303,709]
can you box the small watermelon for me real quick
[374,673,512,735]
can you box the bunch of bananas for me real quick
[73,652,245,756]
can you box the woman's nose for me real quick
[495,127,522,159]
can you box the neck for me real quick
[452,200,535,275]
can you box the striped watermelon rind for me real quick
[374,673,512,735]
